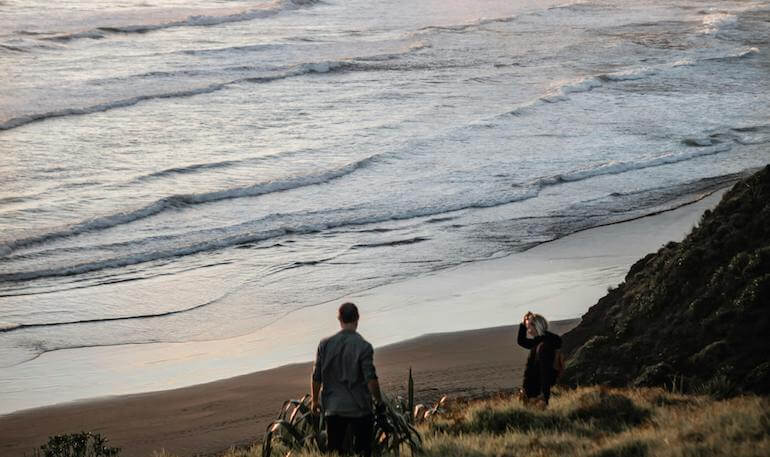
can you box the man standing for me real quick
[311,302,383,456]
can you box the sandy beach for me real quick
[0,320,577,457]
[0,189,726,457]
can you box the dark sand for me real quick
[0,320,577,457]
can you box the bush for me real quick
[37,432,120,457]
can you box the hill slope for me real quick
[221,387,769,457]
[561,165,770,395]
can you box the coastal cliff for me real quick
[561,165,770,396]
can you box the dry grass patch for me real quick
[150,387,768,457]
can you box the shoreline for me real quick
[0,320,580,457]
[0,189,728,416]
[0,187,730,457]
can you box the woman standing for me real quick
[517,312,562,406]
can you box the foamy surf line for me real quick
[506,57,704,116]
[0,40,746,132]
[0,322,21,332]
[37,0,320,43]
[0,61,346,131]
[0,298,217,336]
[0,153,382,258]
[0,153,743,283]
[0,53,445,132]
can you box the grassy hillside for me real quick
[166,387,768,457]
[561,165,770,396]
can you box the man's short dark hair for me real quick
[338,302,359,323]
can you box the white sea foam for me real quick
[534,146,734,189]
[599,67,658,81]
[0,322,21,332]
[540,77,602,103]
[0,142,740,282]
[0,188,545,282]
[0,154,383,256]
[0,60,350,131]
[39,0,320,43]
[699,11,737,35]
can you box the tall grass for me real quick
[152,386,767,457]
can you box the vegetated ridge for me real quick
[561,165,770,396]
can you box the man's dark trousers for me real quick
[326,414,374,457]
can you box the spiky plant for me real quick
[407,368,414,425]
[262,395,323,457]
[262,394,423,457]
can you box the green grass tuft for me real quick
[565,390,650,434]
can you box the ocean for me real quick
[1,0,769,413]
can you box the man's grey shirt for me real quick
[312,329,377,417]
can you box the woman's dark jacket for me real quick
[517,323,562,404]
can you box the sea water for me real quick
[1,0,769,413]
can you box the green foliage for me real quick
[560,166,770,396]
[693,374,740,400]
[408,367,414,425]
[261,393,422,457]
[36,432,120,457]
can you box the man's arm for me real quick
[361,343,383,407]
[311,341,324,413]
[367,378,383,405]
[311,379,322,413]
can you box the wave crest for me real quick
[531,146,732,190]
[40,0,320,43]
[0,322,21,332]
[0,155,382,257]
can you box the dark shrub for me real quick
[37,432,120,457]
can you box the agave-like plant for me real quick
[262,394,423,457]
[262,394,323,457]
[412,395,448,423]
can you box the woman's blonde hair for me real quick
[531,314,549,336]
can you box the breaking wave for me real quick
[0,322,21,332]
[0,145,738,282]
[0,60,345,131]
[0,154,382,257]
[39,0,320,43]
[0,298,219,333]
[531,146,732,188]
[0,42,439,131]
